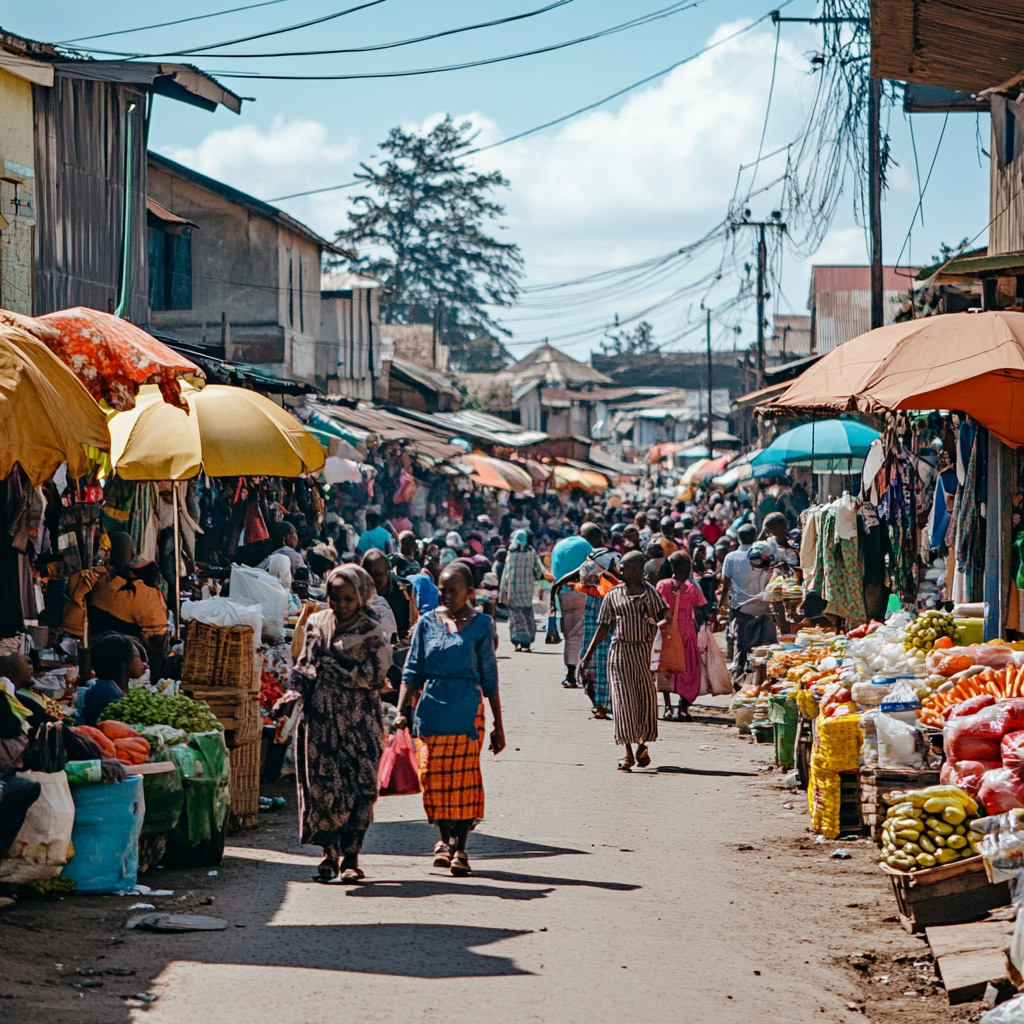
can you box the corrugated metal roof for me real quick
[510,341,612,386]
[811,265,917,354]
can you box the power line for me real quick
[468,4,790,154]
[269,180,361,202]
[194,1,705,79]
[134,0,576,60]
[57,0,296,44]
[892,111,948,273]
[76,0,392,59]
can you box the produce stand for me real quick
[880,857,1011,934]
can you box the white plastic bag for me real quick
[980,993,1024,1023]
[0,770,75,883]
[876,713,923,768]
[230,565,289,642]
[181,596,263,639]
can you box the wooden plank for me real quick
[934,948,1008,1005]
[926,920,1015,958]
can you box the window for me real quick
[148,225,192,311]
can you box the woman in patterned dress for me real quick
[395,562,505,877]
[580,550,669,770]
[498,529,551,651]
[291,564,392,883]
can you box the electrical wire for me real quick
[76,0,392,59]
[57,0,296,44]
[892,111,949,274]
[748,18,781,195]
[135,0,577,59]
[198,1,704,79]
[269,180,361,202]
[469,5,789,154]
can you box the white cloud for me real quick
[159,116,359,235]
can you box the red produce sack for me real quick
[947,693,996,720]
[1003,731,1024,772]
[378,729,421,796]
[942,759,1004,799]
[978,767,1024,814]
[945,700,1024,762]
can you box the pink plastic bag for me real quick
[942,759,1003,799]
[978,767,1024,814]
[378,730,421,796]
[1004,731,1024,773]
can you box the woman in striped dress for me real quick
[581,550,668,771]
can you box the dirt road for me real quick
[0,639,989,1023]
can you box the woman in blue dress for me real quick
[395,562,505,877]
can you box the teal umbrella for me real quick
[751,419,879,473]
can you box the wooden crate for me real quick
[880,856,1012,934]
[861,767,943,842]
[839,771,867,834]
[229,740,261,830]
[182,622,259,691]
[181,684,261,746]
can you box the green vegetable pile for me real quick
[903,609,960,652]
[98,688,222,734]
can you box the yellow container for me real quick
[954,618,984,646]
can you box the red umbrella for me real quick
[3,307,203,412]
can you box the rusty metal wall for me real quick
[32,72,148,321]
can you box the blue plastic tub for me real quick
[62,775,145,894]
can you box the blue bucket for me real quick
[62,775,145,894]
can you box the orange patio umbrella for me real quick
[2,307,203,412]
[771,311,1024,447]
[462,453,533,493]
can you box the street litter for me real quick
[126,914,229,932]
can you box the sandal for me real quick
[635,744,651,769]
[617,756,634,772]
[317,857,339,882]
[432,840,452,869]
[593,706,608,720]
[450,851,472,877]
[663,706,674,721]
[562,678,580,688]
[676,709,693,723]
[340,868,363,884]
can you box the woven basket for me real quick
[182,623,258,691]
[181,684,261,746]
[228,740,260,829]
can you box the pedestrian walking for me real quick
[498,529,550,652]
[291,564,392,884]
[395,562,505,877]
[550,523,620,717]
[580,550,668,771]
[655,551,707,722]
[548,529,593,687]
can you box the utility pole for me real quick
[732,212,786,389]
[868,77,884,329]
[706,307,713,462]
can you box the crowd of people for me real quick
[1,474,805,886]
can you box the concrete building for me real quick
[146,153,348,387]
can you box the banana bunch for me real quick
[879,786,981,871]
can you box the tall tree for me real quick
[336,116,523,371]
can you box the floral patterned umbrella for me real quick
[2,307,203,412]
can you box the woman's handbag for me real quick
[378,729,421,796]
[545,612,562,645]
[658,586,687,676]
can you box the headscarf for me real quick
[324,563,376,610]
[510,529,531,551]
[445,531,463,549]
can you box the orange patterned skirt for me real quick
[418,704,485,823]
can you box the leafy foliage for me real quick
[600,318,655,356]
[336,117,522,371]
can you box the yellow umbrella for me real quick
[552,465,589,491]
[680,459,711,485]
[109,383,325,480]
[0,321,109,485]
[579,470,609,492]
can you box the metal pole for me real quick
[706,307,713,463]
[868,77,884,330]
[172,483,181,641]
[114,103,137,320]
[756,222,767,387]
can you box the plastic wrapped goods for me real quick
[978,768,1024,815]
[944,701,1024,763]
[876,714,923,768]
[941,759,1003,800]
[948,693,997,720]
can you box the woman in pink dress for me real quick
[655,551,707,722]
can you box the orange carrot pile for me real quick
[918,665,1024,728]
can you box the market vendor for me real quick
[79,633,144,727]
[62,532,169,643]
[259,520,305,576]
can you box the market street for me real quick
[2,640,954,1024]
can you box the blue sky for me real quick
[13,1,992,359]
